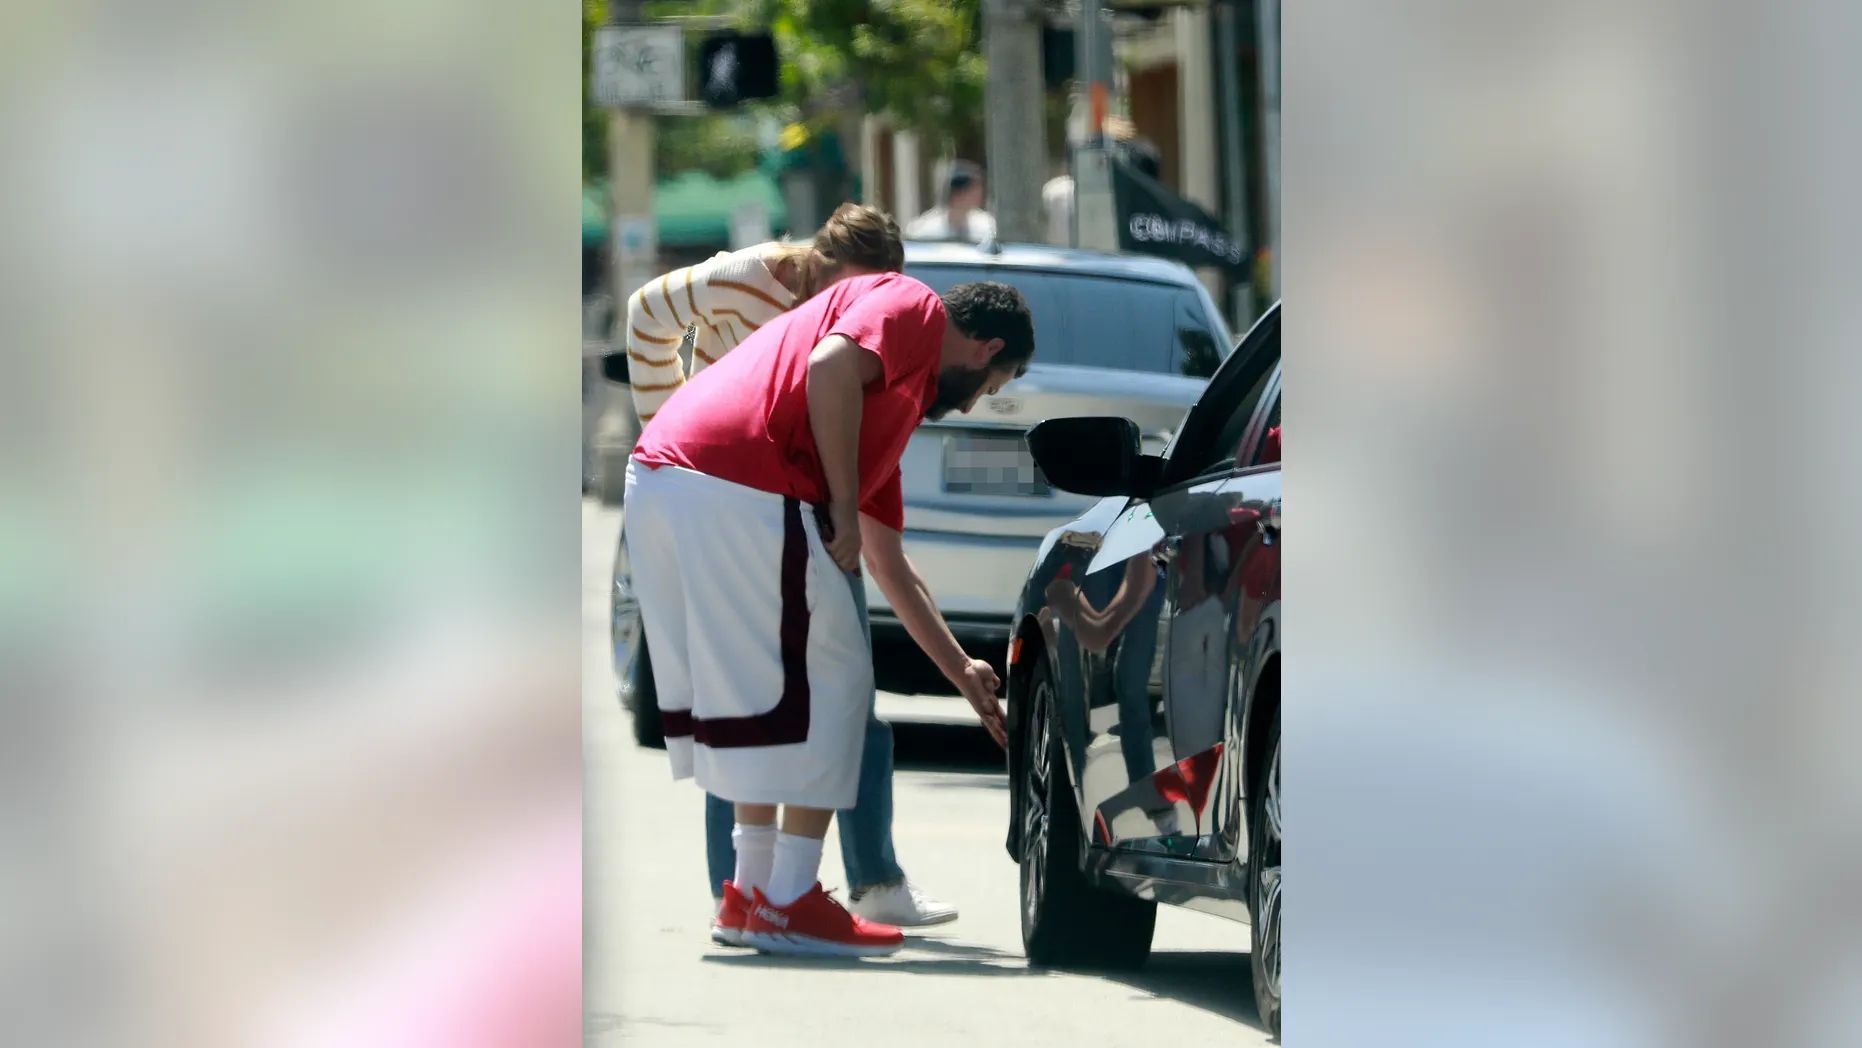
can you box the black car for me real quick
[1006,304,1281,1033]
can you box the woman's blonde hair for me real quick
[769,202,905,302]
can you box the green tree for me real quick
[583,0,609,182]
[655,115,763,180]
[743,0,985,151]
[588,0,991,183]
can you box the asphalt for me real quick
[583,500,1272,1045]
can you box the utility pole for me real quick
[1255,0,1280,292]
[604,0,660,312]
[983,0,1048,243]
[1072,0,1120,252]
[1216,0,1256,324]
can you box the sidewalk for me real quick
[583,501,1269,1046]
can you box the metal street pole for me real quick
[1216,0,1256,324]
[1072,0,1120,253]
[983,0,1048,243]
[1255,0,1280,292]
[597,0,662,466]
[606,0,659,308]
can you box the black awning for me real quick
[1111,155,1247,273]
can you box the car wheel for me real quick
[626,631,666,750]
[1019,661,1156,969]
[596,446,629,506]
[1247,710,1282,1036]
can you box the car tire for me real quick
[1247,709,1282,1037]
[596,446,629,507]
[626,631,666,750]
[1019,661,1156,969]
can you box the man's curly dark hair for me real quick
[940,281,1036,374]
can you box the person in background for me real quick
[906,160,997,244]
[1042,118,1165,248]
[610,203,966,935]
[1042,158,1073,248]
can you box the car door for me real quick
[1167,370,1280,863]
[1064,308,1280,852]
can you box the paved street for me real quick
[583,501,1271,1045]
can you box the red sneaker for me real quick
[743,884,904,957]
[712,881,752,947]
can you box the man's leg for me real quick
[763,804,833,907]
[735,545,904,957]
[729,802,779,902]
[744,800,905,958]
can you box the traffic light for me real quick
[698,32,781,108]
[1042,27,1074,90]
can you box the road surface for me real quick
[583,500,1271,1045]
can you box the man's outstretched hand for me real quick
[957,658,1009,749]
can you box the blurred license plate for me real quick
[942,431,1051,497]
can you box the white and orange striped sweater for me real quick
[623,246,796,423]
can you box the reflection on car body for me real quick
[1007,303,1282,1036]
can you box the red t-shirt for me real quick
[631,271,945,532]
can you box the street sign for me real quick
[592,25,687,108]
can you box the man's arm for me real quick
[806,335,883,571]
[860,514,1009,747]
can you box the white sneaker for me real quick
[847,880,958,928]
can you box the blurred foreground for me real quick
[0,2,581,1045]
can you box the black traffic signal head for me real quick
[698,32,780,108]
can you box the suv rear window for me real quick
[906,264,1230,377]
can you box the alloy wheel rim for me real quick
[1022,678,1051,931]
[1257,736,1282,1005]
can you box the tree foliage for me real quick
[586,0,990,181]
[583,0,609,181]
[654,115,763,180]
[743,0,985,150]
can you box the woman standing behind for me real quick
[621,203,907,426]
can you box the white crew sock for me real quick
[731,823,778,897]
[766,832,826,908]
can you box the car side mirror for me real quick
[599,353,630,384]
[1025,416,1165,499]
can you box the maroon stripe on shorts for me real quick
[692,496,811,748]
[661,709,694,738]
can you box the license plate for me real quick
[942,431,1051,497]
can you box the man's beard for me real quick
[926,366,993,420]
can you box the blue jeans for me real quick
[705,569,906,896]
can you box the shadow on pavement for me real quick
[891,722,1006,773]
[1094,949,1265,1032]
[702,945,1038,978]
[707,939,1264,1032]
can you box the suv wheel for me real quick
[1247,710,1282,1036]
[596,445,630,506]
[1019,661,1155,968]
[625,631,665,750]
